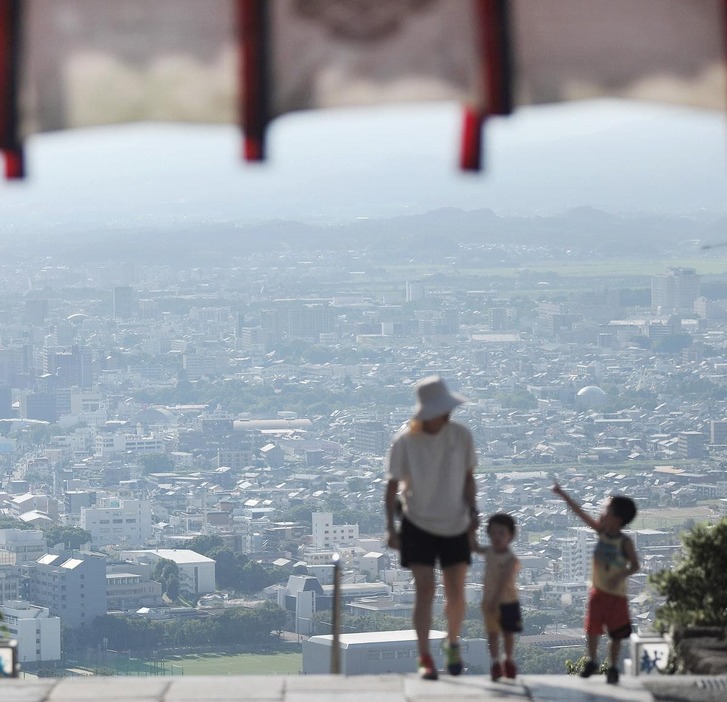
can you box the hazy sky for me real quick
[2,99,727,237]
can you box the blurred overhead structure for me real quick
[1,0,726,179]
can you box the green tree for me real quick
[565,655,608,676]
[0,516,31,530]
[152,558,181,602]
[208,547,248,590]
[239,560,273,594]
[494,387,537,411]
[313,611,410,636]
[653,334,692,354]
[139,453,175,474]
[522,610,555,635]
[43,525,92,549]
[650,518,727,631]
[283,504,313,525]
[187,534,224,556]
[88,603,288,651]
[258,600,287,637]
[166,572,180,601]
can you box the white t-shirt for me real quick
[384,420,477,537]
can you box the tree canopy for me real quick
[650,518,727,631]
[43,525,92,550]
[0,516,32,530]
[152,558,180,601]
[184,535,284,594]
[139,453,176,474]
[84,602,287,652]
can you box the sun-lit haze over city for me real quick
[3,100,727,238]
[3,94,727,687]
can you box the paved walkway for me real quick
[1,674,726,702]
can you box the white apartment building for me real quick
[81,498,152,547]
[358,551,386,579]
[69,390,106,419]
[0,566,20,602]
[50,426,95,453]
[299,546,359,567]
[312,512,359,549]
[94,429,165,457]
[0,529,42,603]
[0,528,48,565]
[560,527,593,584]
[0,601,61,664]
[183,353,223,380]
[651,267,701,312]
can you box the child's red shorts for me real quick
[585,588,632,639]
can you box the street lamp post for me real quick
[330,553,341,674]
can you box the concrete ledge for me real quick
[673,628,727,675]
[9,673,727,702]
[0,673,720,702]
[641,674,727,702]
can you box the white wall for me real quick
[0,602,61,663]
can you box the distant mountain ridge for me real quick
[11,207,727,266]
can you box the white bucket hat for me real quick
[413,375,468,421]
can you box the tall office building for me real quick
[678,431,706,458]
[261,302,334,342]
[352,420,388,456]
[651,267,701,312]
[20,392,57,423]
[0,384,12,418]
[311,512,359,549]
[113,286,135,319]
[23,551,107,629]
[710,420,727,445]
[0,347,29,387]
[42,346,93,389]
[560,528,593,583]
[24,298,49,326]
[489,307,507,331]
[405,280,425,302]
[80,498,152,547]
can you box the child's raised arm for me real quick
[622,535,640,576]
[552,482,600,531]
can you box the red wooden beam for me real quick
[461,0,513,172]
[237,0,270,162]
[0,0,24,178]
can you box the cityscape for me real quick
[1,205,727,677]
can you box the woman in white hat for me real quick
[384,375,479,680]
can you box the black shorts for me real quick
[399,517,471,569]
[484,601,523,634]
[500,602,523,633]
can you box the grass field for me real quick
[108,651,303,677]
[170,651,302,676]
[634,505,718,531]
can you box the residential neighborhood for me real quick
[1,216,726,675]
